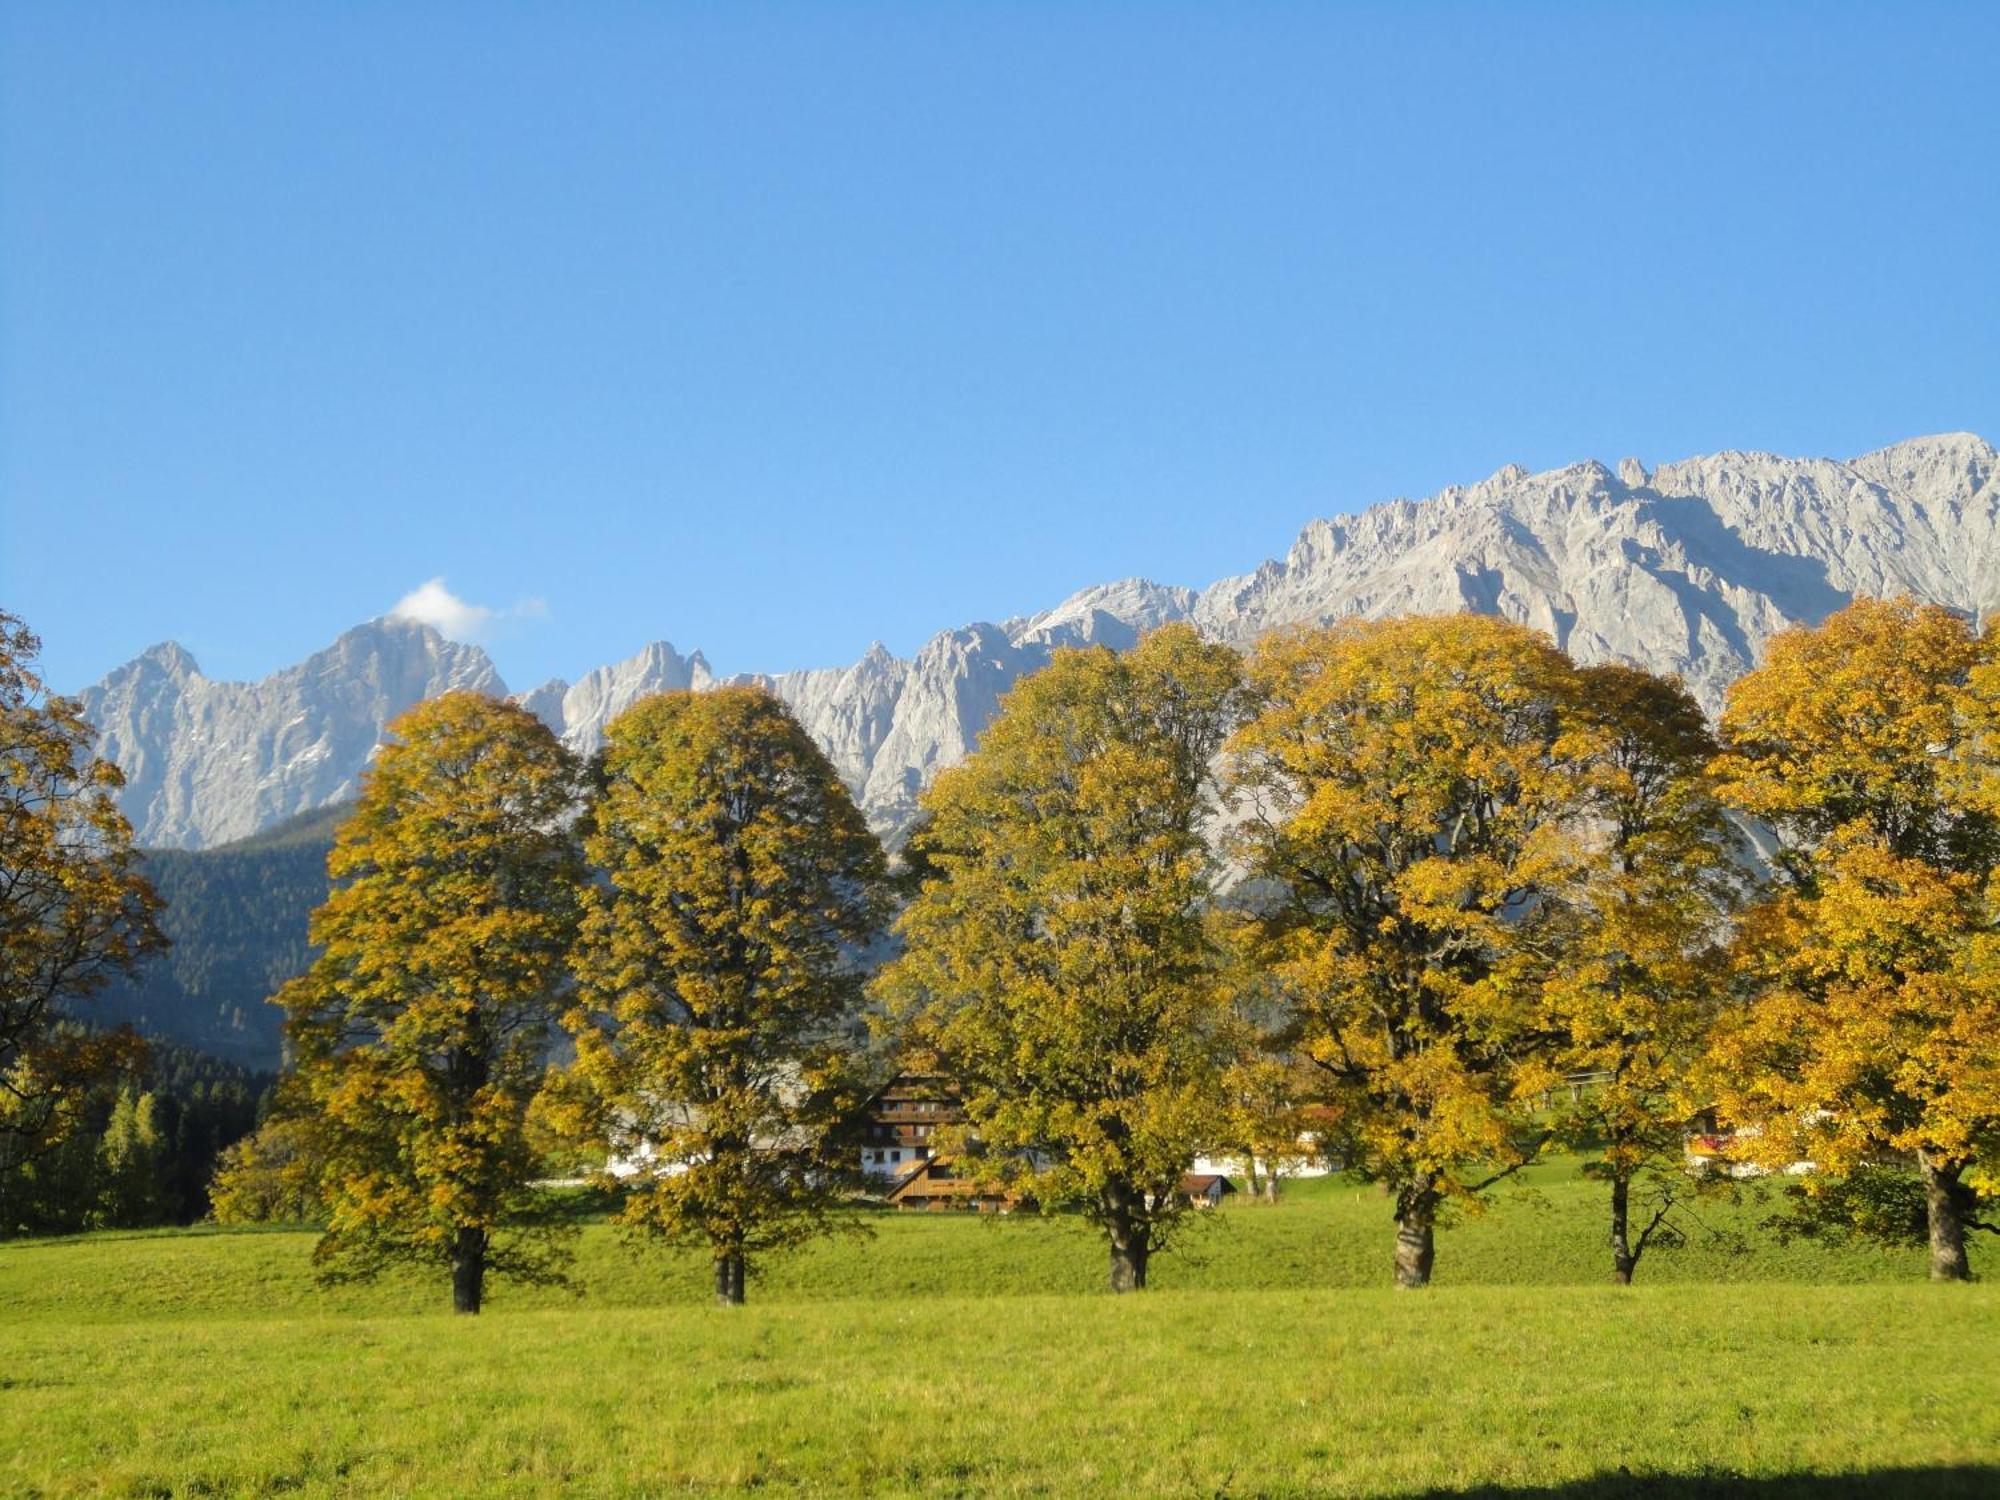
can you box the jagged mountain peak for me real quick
[79,618,506,849]
[1192,433,1997,710]
[549,639,714,755]
[622,638,693,669]
[80,431,1998,849]
[1849,430,1997,492]
[1005,577,1197,650]
[129,640,202,680]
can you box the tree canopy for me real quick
[1227,613,1602,1288]
[561,686,886,1305]
[1710,598,2000,1280]
[879,624,1248,1291]
[277,692,586,1312]
[1536,664,1746,1282]
[0,610,162,1214]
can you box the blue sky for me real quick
[3,4,1995,693]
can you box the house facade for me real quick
[1190,1134,1334,1184]
[1182,1172,1234,1209]
[860,1072,965,1181]
[884,1155,1023,1213]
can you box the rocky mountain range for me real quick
[79,431,1999,850]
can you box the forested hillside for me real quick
[87,804,345,1068]
[0,1039,270,1237]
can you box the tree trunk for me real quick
[451,1226,487,1315]
[1610,1171,1636,1285]
[1109,1232,1149,1293]
[1104,1183,1150,1293]
[1920,1154,1973,1283]
[714,1246,747,1305]
[445,1038,493,1316]
[1393,1177,1437,1289]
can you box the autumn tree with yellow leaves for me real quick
[1538,665,1747,1283]
[561,688,885,1306]
[0,611,162,1214]
[1216,1044,1320,1203]
[1228,614,1601,1289]
[1710,598,2000,1281]
[879,625,1247,1292]
[278,693,585,1313]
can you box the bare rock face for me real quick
[79,432,1999,848]
[731,580,1201,837]
[520,641,714,755]
[1190,432,1997,714]
[77,619,506,849]
[729,642,909,796]
[1004,578,1199,651]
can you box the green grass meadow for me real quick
[3,1164,1997,1497]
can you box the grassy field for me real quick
[3,1163,1996,1497]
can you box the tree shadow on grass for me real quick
[1408,1469,1999,1499]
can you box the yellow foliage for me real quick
[1710,599,2000,1276]
[1227,613,1608,1283]
[209,1105,326,1225]
[877,625,1247,1289]
[277,693,585,1307]
[0,610,163,1181]
[561,686,886,1303]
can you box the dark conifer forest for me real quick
[88,804,344,1070]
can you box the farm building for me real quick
[884,1156,1023,1213]
[1182,1173,1234,1209]
[1190,1133,1335,1186]
[860,1072,965,1181]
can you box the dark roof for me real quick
[866,1071,962,1106]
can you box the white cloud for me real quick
[388,578,547,643]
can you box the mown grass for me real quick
[0,1163,1936,1323]
[2,1162,1994,1497]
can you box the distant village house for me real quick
[1182,1173,1234,1209]
[860,1072,962,1181]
